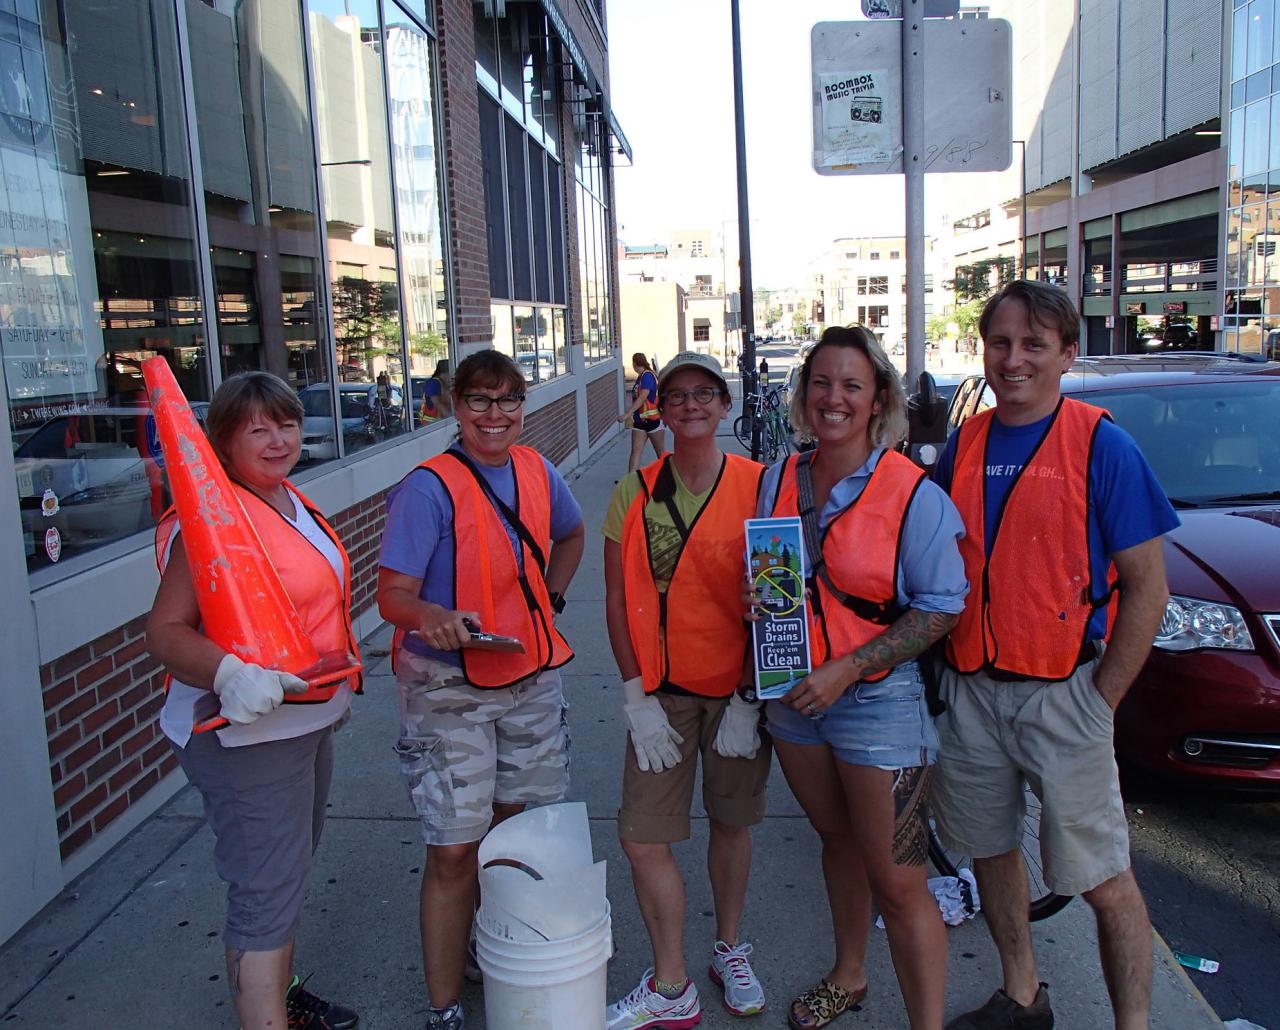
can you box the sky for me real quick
[605,0,988,288]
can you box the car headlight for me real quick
[1154,595,1254,652]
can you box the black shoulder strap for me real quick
[651,457,692,543]
[796,451,903,625]
[447,449,547,573]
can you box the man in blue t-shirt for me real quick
[931,281,1177,1030]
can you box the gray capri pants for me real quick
[174,725,334,951]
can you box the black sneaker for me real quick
[946,983,1053,1030]
[286,975,359,1029]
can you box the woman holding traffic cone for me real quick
[147,371,361,1030]
[377,349,585,1030]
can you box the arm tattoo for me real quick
[849,608,958,680]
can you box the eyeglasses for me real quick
[661,386,725,407]
[461,393,526,413]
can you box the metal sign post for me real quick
[730,0,761,459]
[902,2,926,386]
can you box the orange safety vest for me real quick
[768,449,925,680]
[634,372,660,421]
[155,481,363,703]
[946,398,1115,680]
[620,453,763,697]
[398,445,573,688]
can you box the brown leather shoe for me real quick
[945,983,1054,1030]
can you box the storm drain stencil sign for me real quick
[746,517,812,700]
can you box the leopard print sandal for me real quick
[787,979,868,1029]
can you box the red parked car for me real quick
[945,354,1280,786]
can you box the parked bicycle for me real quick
[734,383,792,462]
[926,786,1073,922]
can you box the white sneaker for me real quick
[606,968,702,1029]
[708,940,765,1016]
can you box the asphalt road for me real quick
[1121,769,1280,1028]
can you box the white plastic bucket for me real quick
[475,905,612,1030]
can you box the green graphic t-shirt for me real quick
[602,464,714,590]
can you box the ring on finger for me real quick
[805,701,816,713]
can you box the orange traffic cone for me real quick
[143,357,360,732]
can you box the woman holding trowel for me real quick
[376,349,584,1030]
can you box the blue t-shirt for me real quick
[757,449,969,616]
[379,445,583,666]
[933,412,1180,639]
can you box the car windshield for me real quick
[1086,379,1280,506]
[300,390,332,418]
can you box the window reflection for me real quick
[307,0,407,452]
[383,2,451,402]
[4,0,207,573]
[188,0,336,462]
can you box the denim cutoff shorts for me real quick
[766,660,938,768]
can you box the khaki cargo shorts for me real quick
[394,651,569,846]
[931,657,1131,897]
[618,691,772,844]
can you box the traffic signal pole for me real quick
[730,0,760,461]
[903,0,926,387]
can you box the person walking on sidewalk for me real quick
[377,350,585,1030]
[603,351,771,1029]
[619,352,666,473]
[755,326,967,1030]
[930,281,1178,1030]
[147,371,362,1030]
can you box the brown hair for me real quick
[205,371,304,465]
[631,352,652,372]
[452,349,526,398]
[979,279,1080,350]
[788,324,908,448]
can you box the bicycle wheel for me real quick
[928,787,1073,922]
[733,414,754,450]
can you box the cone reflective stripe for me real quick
[143,357,359,732]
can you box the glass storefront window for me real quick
[553,307,567,374]
[4,0,208,574]
[1234,5,1249,82]
[512,303,537,383]
[1247,0,1272,76]
[533,306,553,383]
[189,0,337,463]
[1244,99,1270,177]
[306,0,408,452]
[491,302,514,361]
[383,1,451,415]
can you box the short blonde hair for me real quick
[788,325,908,449]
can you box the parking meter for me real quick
[907,371,949,473]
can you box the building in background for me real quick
[618,227,739,366]
[0,0,628,945]
[934,0,1224,355]
[806,236,943,350]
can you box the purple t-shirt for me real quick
[379,445,583,665]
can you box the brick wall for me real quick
[523,393,578,465]
[326,489,391,620]
[435,0,491,346]
[40,487,391,862]
[587,369,619,444]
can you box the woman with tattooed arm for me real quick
[752,326,968,1030]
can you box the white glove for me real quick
[212,654,307,726]
[622,676,685,773]
[713,690,762,759]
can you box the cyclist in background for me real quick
[619,352,665,473]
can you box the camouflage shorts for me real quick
[394,651,570,846]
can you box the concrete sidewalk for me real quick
[0,428,1221,1029]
